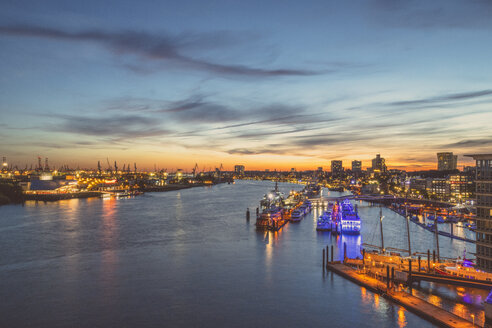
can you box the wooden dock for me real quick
[326,262,477,328]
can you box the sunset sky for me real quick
[1,1,491,171]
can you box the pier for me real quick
[326,262,477,327]
[408,271,492,290]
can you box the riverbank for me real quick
[24,191,102,202]
[327,262,477,328]
[0,183,24,205]
[140,183,215,192]
[18,182,228,204]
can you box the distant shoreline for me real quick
[1,182,224,205]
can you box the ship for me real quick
[436,250,492,281]
[256,182,289,231]
[331,199,361,234]
[316,210,332,231]
[259,182,284,209]
[304,183,322,199]
[290,209,303,222]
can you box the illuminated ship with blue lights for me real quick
[316,210,332,231]
[332,199,361,234]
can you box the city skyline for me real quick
[1,1,492,170]
[0,151,475,172]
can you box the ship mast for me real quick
[380,207,385,253]
[406,205,412,256]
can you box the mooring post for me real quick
[391,267,395,288]
[331,245,334,263]
[326,246,329,265]
[362,248,365,266]
[418,256,421,272]
[408,259,412,293]
[451,223,454,236]
[256,207,259,217]
[246,208,250,220]
[323,249,325,271]
[427,249,431,272]
[386,265,390,290]
[433,250,436,264]
[343,242,347,262]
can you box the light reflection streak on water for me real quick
[175,192,183,221]
[338,234,362,261]
[397,307,407,328]
[374,293,380,310]
[360,287,370,305]
[101,199,119,302]
[61,198,81,276]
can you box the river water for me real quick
[0,180,484,327]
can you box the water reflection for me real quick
[338,234,362,261]
[397,307,407,328]
[102,198,118,248]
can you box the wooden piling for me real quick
[427,250,430,272]
[343,242,347,262]
[246,208,250,220]
[418,256,421,272]
[326,246,329,265]
[323,249,325,270]
[408,259,413,292]
[331,245,334,263]
[386,265,390,290]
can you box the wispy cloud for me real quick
[368,0,492,29]
[0,25,320,78]
[48,114,170,139]
[387,89,492,107]
[443,138,492,148]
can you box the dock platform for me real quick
[327,262,477,328]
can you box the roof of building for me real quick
[464,154,492,159]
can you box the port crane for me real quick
[192,163,199,177]
[106,158,112,174]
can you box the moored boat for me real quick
[290,209,303,222]
[316,210,332,231]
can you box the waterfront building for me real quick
[427,178,449,201]
[448,172,474,203]
[234,165,245,176]
[371,154,387,173]
[351,160,362,173]
[465,154,492,272]
[437,152,458,171]
[408,178,427,196]
[331,160,343,176]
